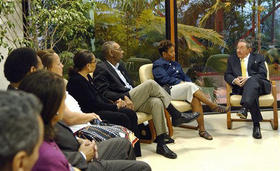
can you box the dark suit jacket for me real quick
[224,53,271,95]
[93,61,134,101]
[54,121,88,170]
[66,72,118,113]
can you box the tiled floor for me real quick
[138,111,280,171]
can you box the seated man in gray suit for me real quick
[0,91,43,171]
[93,41,200,159]
[54,121,151,171]
[224,38,271,139]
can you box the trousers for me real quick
[129,80,171,136]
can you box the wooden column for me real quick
[165,0,178,61]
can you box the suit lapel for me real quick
[247,54,254,74]
[58,121,73,133]
[104,61,127,86]
[234,55,242,76]
[118,64,134,86]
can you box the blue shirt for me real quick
[152,57,192,86]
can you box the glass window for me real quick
[94,0,166,85]
[177,0,280,104]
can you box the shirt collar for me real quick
[240,53,250,61]
[160,57,172,64]
[107,60,119,69]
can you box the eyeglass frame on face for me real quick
[113,47,123,52]
[90,59,97,64]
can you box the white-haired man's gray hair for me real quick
[102,41,117,59]
[0,90,42,168]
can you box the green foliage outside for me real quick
[0,0,94,65]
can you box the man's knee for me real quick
[241,96,258,108]
[244,77,260,89]
[143,79,159,88]
[150,98,164,108]
[136,161,152,171]
[116,137,130,144]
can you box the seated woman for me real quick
[18,71,78,171]
[19,70,150,171]
[152,40,230,140]
[37,49,140,156]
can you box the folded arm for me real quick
[153,64,181,85]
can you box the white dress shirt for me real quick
[107,61,133,90]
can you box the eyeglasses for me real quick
[114,47,122,52]
[90,60,97,64]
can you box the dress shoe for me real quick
[156,144,177,159]
[237,107,248,119]
[252,125,262,139]
[172,112,200,126]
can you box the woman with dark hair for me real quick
[18,70,77,171]
[37,49,138,148]
[153,39,230,140]
[37,49,101,126]
[67,50,141,156]
[19,70,151,171]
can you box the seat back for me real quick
[139,63,153,83]
[265,62,269,80]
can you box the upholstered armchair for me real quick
[139,64,199,134]
[226,62,278,130]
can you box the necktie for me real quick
[241,59,246,77]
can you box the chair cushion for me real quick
[137,112,152,124]
[230,93,274,107]
[171,100,192,112]
[139,64,153,83]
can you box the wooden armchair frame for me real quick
[139,64,198,138]
[226,62,278,130]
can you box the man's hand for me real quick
[115,98,126,109]
[78,139,97,161]
[124,96,134,110]
[233,76,248,87]
[239,77,248,87]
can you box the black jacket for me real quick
[66,72,118,113]
[93,61,134,101]
[224,53,271,95]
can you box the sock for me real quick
[156,133,166,146]
[253,122,260,127]
[166,104,181,119]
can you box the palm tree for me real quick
[95,1,226,57]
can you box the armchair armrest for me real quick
[271,80,277,100]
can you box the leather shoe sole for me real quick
[172,112,200,126]
[237,108,248,119]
